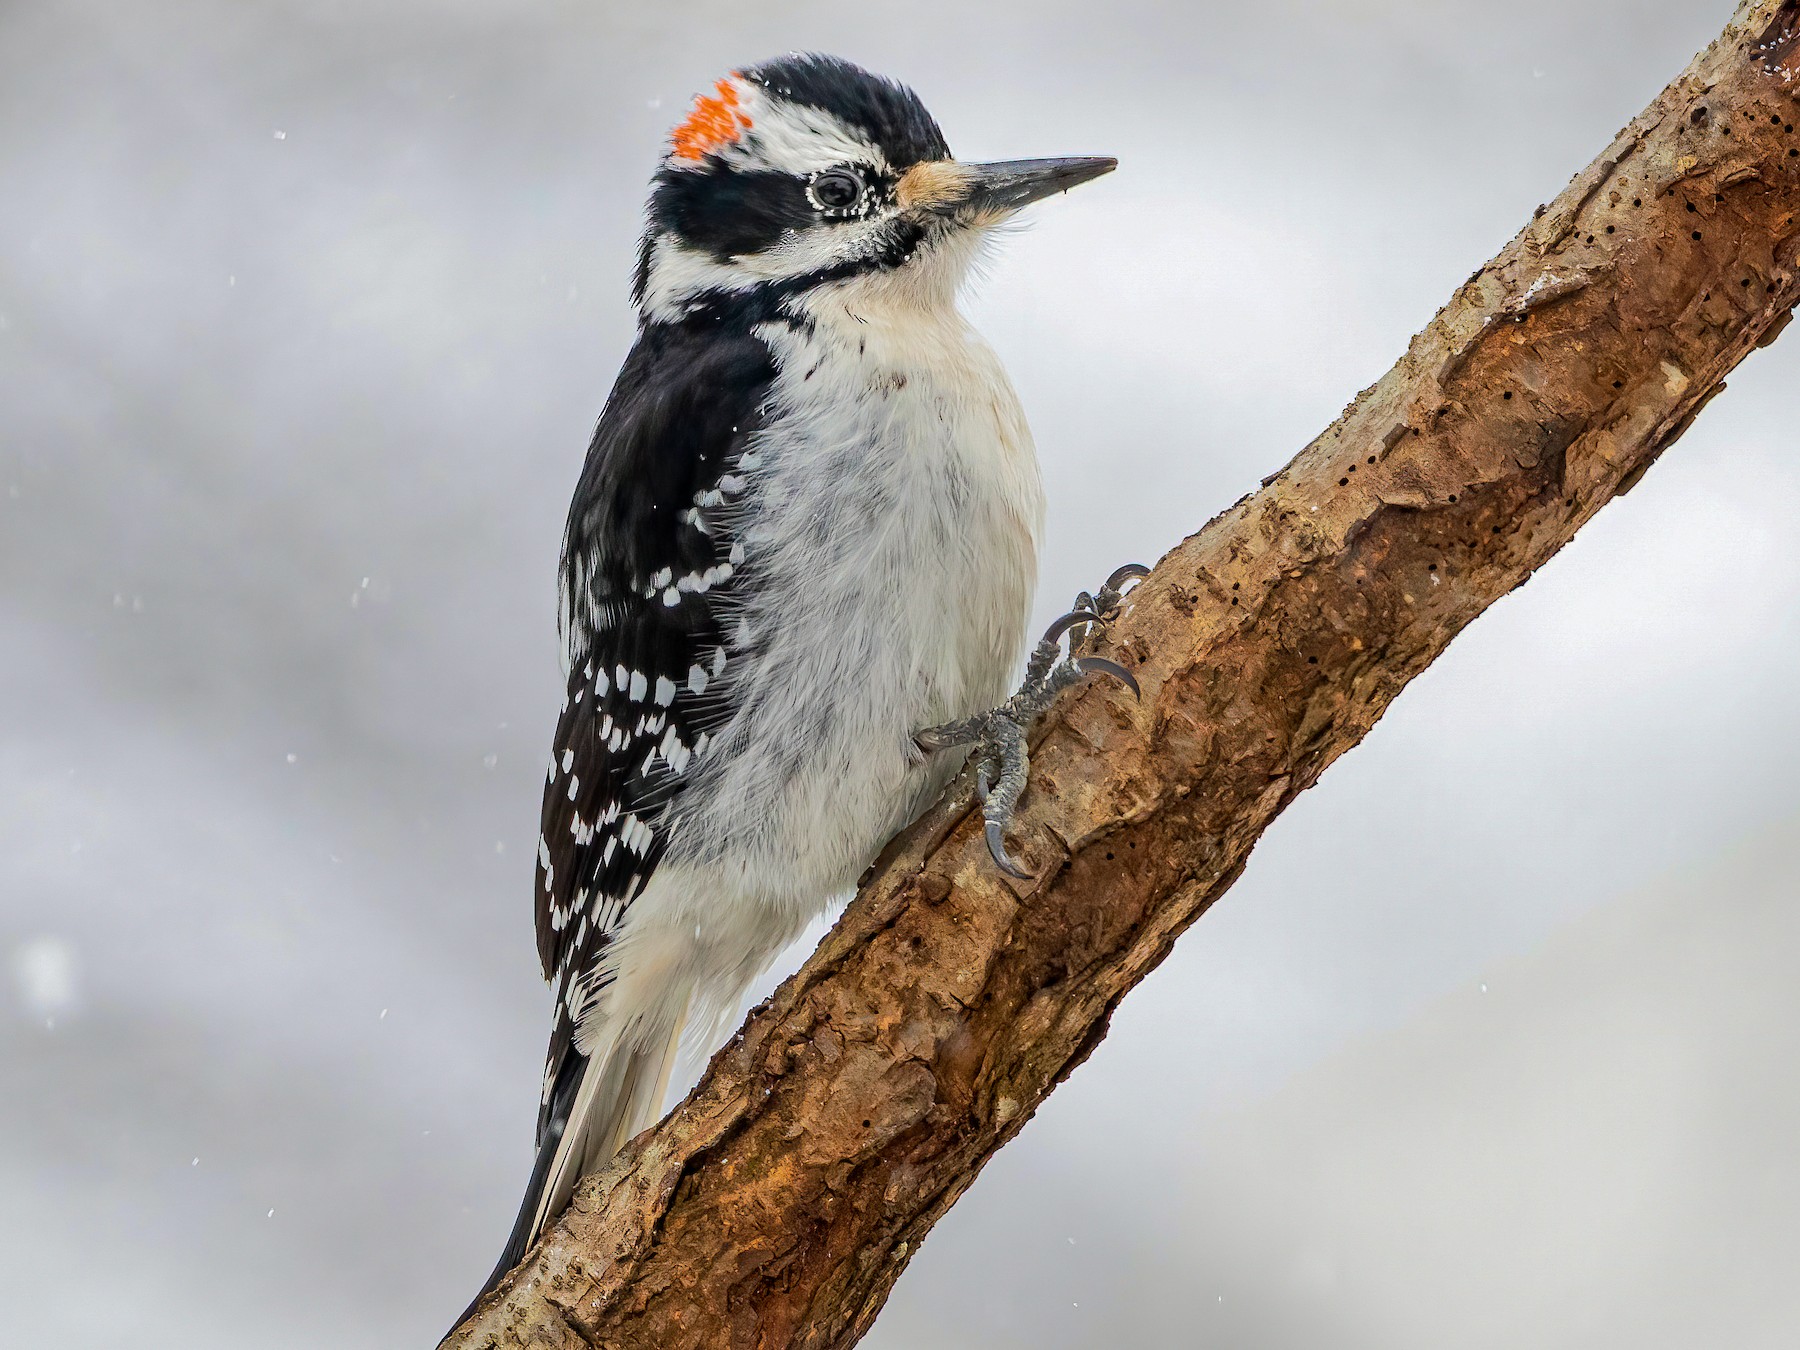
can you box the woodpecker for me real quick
[461,53,1136,1320]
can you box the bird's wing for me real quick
[534,319,775,1136]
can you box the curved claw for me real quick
[985,820,1033,879]
[1105,562,1152,591]
[1040,609,1103,648]
[1074,656,1141,701]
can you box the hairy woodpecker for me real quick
[461,53,1137,1319]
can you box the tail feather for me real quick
[448,1015,686,1338]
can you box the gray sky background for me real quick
[4,1,1798,1346]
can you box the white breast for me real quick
[669,282,1045,905]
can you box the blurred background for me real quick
[5,1,1798,1346]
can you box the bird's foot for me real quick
[917,564,1150,878]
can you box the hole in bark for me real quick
[1606,225,1615,233]
[1428,563,1438,571]
[1687,201,1698,212]
[1339,477,1349,486]
[1503,391,1513,400]
[862,1119,872,1129]
[1693,230,1703,240]
[1613,380,1624,389]
[1348,464,1357,472]
[1633,197,1643,207]
[1448,493,1458,502]
[1367,456,1376,464]
[1105,851,1114,860]
[1307,656,1318,665]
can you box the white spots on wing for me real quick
[567,775,579,802]
[693,731,712,757]
[654,675,677,706]
[711,646,728,676]
[538,836,551,869]
[687,664,708,695]
[695,487,725,508]
[728,541,746,566]
[650,567,673,589]
[594,667,610,696]
[561,748,574,772]
[619,814,654,855]
[628,669,648,702]
[736,449,761,471]
[663,587,681,607]
[615,664,630,692]
[717,474,746,495]
[659,725,691,774]
[602,835,618,865]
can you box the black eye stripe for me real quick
[646,164,813,262]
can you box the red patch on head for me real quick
[670,76,753,162]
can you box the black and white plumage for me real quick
[464,53,1116,1316]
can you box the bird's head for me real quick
[633,53,1115,322]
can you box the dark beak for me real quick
[952,156,1117,217]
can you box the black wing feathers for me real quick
[532,319,774,1133]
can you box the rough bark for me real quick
[446,5,1800,1345]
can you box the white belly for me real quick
[595,291,1043,1049]
[678,294,1041,894]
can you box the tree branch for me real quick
[447,5,1800,1345]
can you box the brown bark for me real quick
[446,5,1800,1346]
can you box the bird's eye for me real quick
[808,168,866,214]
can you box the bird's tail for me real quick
[451,1012,686,1334]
